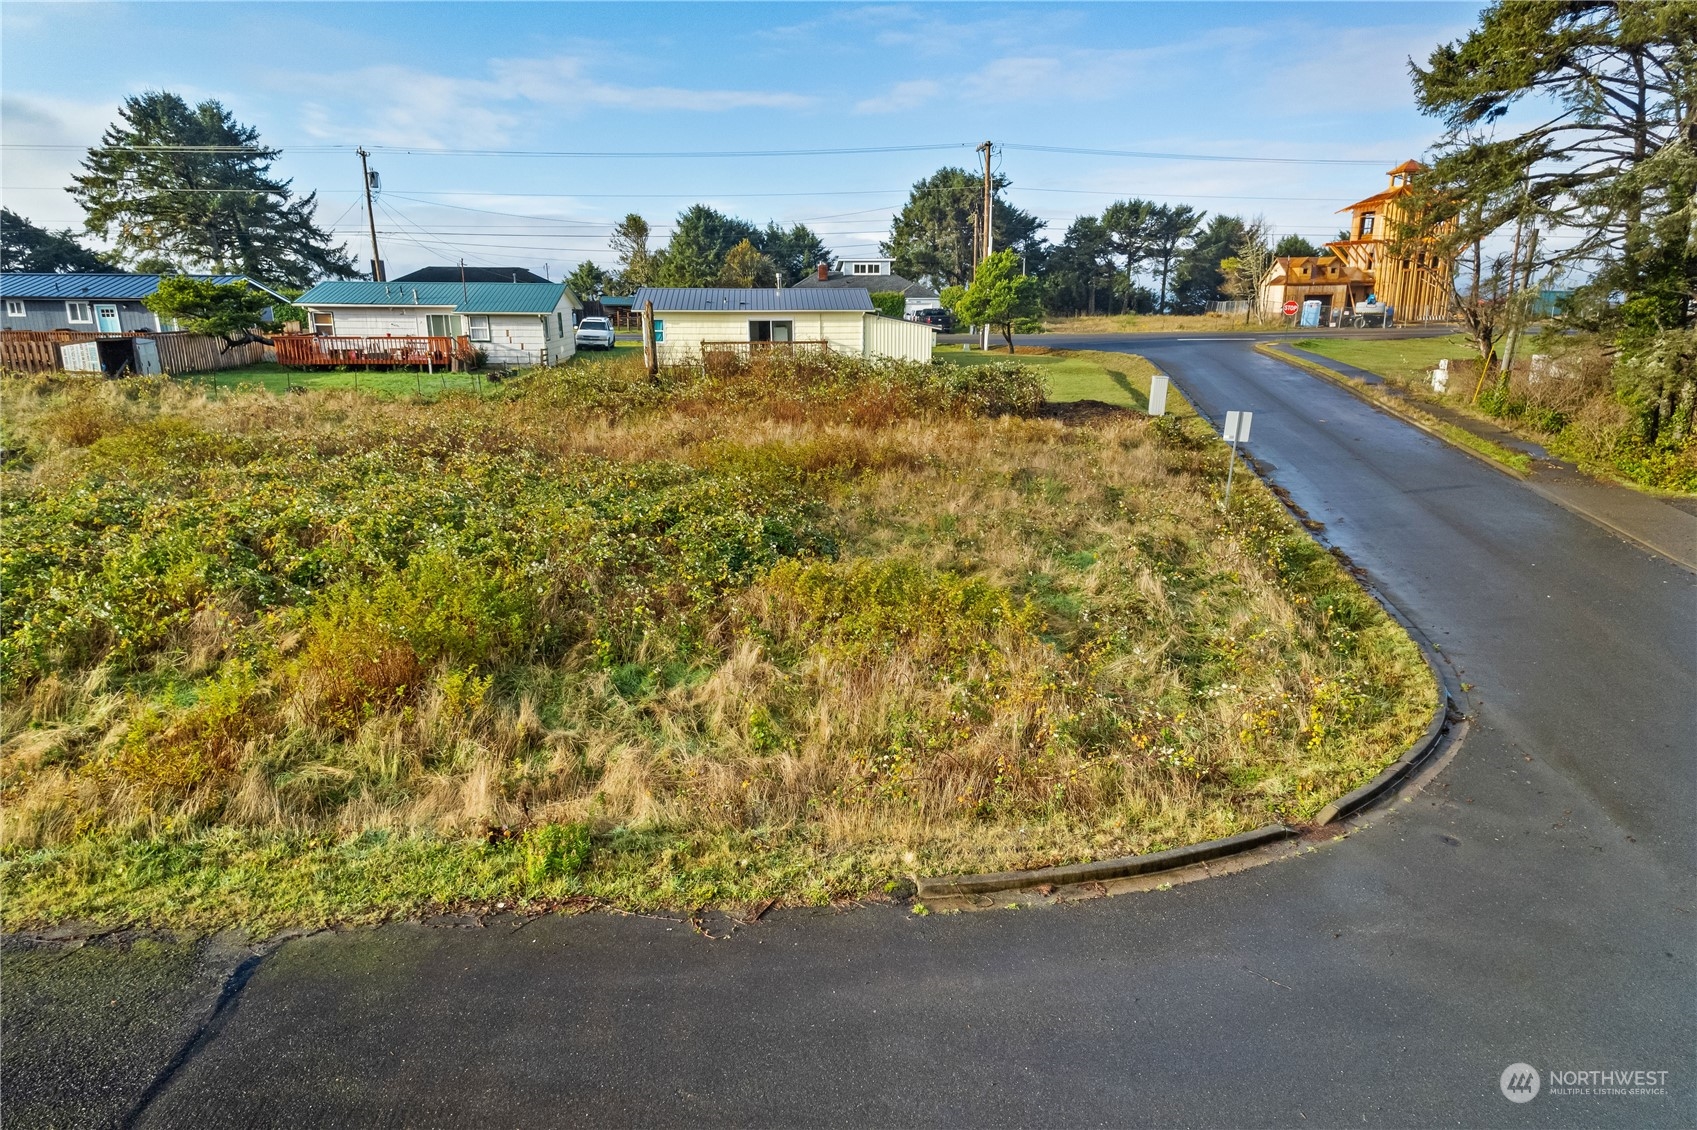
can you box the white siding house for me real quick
[294,281,580,365]
[632,288,935,365]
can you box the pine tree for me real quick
[70,92,353,287]
[0,208,107,273]
[882,168,1043,288]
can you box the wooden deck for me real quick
[274,334,469,368]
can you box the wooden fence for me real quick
[0,330,269,374]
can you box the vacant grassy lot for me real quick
[0,350,1433,931]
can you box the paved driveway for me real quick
[13,337,1695,1128]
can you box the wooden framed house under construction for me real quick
[1261,161,1454,325]
[1326,160,1453,323]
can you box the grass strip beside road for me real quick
[934,345,1190,414]
[1258,343,1533,476]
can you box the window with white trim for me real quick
[5,300,25,318]
[66,301,93,324]
[312,311,334,336]
[467,315,492,342]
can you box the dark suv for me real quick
[911,307,954,331]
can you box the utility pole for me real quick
[977,140,994,350]
[358,147,384,282]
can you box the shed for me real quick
[631,287,935,364]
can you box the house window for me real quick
[749,320,794,343]
[1360,213,1376,236]
[66,302,92,324]
[467,315,491,342]
[426,314,462,338]
[652,319,664,343]
[312,311,335,336]
[5,300,24,318]
[557,312,564,336]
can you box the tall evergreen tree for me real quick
[882,167,1043,288]
[70,92,353,287]
[1171,215,1248,314]
[1273,234,1322,259]
[609,213,654,291]
[656,205,760,287]
[755,222,831,284]
[0,208,107,273]
[1149,204,1205,313]
[1100,199,1160,314]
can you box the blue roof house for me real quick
[0,272,287,334]
[630,287,935,364]
[294,280,581,366]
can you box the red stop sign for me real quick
[1282,300,1300,316]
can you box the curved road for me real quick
[27,337,1697,1127]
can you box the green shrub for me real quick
[869,291,907,319]
[763,558,1042,671]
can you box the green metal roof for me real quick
[296,280,573,313]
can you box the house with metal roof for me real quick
[293,280,581,366]
[791,257,940,318]
[631,286,935,364]
[0,272,287,334]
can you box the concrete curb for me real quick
[914,824,1297,899]
[1253,342,1531,479]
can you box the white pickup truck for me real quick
[574,316,617,351]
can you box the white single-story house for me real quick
[293,280,581,365]
[630,287,936,365]
[790,257,941,318]
[0,272,288,334]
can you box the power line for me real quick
[1002,144,1399,166]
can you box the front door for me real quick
[94,304,121,333]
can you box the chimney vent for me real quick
[817,262,829,281]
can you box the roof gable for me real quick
[0,272,268,301]
[295,280,572,313]
[632,287,873,313]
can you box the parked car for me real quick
[910,307,954,331]
[574,316,617,350]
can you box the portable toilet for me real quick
[1300,299,1323,328]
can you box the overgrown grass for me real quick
[0,349,1434,932]
[1294,334,1696,493]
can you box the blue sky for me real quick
[1,2,1483,278]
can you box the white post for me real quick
[1221,410,1253,511]
[1148,373,1169,417]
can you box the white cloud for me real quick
[287,54,814,150]
[854,80,941,115]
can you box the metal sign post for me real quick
[1221,410,1253,511]
[1148,373,1169,417]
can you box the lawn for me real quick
[934,345,1185,412]
[189,342,644,397]
[0,351,1433,931]
[1292,334,1476,390]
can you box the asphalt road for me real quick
[10,336,1695,1128]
